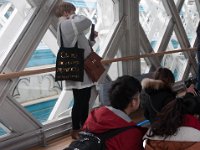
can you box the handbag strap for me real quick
[59,23,78,48]
[97,125,139,141]
[89,24,95,42]
[59,24,64,47]
[70,15,79,47]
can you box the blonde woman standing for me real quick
[55,2,94,139]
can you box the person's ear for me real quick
[131,100,137,107]
[63,11,69,17]
[129,99,137,110]
[131,97,140,110]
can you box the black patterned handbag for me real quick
[55,25,84,82]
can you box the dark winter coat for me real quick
[141,78,176,123]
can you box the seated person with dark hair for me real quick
[141,67,196,124]
[83,75,147,150]
[144,94,200,150]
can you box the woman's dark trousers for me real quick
[72,87,92,130]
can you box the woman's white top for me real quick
[57,14,94,89]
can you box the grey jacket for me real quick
[57,14,94,89]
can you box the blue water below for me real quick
[0,128,6,136]
[24,99,57,123]
[26,49,56,67]
[0,99,57,136]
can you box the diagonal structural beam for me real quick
[139,24,160,70]
[162,0,197,79]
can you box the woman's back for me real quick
[141,78,176,123]
[144,95,200,150]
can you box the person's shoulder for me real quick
[127,125,148,136]
[73,14,89,20]
[141,78,165,90]
[90,106,110,115]
[136,126,148,136]
[72,15,92,26]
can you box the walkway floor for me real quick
[28,109,145,150]
[28,135,73,150]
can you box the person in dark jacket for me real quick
[141,67,176,123]
[141,67,197,124]
[83,75,147,150]
[144,95,200,150]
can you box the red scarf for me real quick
[182,114,200,130]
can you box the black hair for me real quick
[109,75,142,111]
[148,95,200,138]
[154,67,175,85]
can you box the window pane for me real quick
[141,58,150,74]
[169,32,181,50]
[179,0,200,46]
[139,0,170,52]
[24,98,58,123]
[173,0,178,5]
[11,73,64,124]
[0,122,11,138]
[0,1,33,66]
[26,41,56,68]
[161,32,187,81]
[4,5,14,19]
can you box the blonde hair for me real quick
[55,2,76,17]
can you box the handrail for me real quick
[0,67,55,80]
[0,47,197,80]
[101,47,197,64]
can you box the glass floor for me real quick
[24,99,57,123]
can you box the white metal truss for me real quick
[0,0,200,149]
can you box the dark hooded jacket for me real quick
[141,78,176,123]
[83,106,147,150]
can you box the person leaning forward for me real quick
[83,75,148,150]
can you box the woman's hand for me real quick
[186,84,197,95]
[94,31,98,38]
